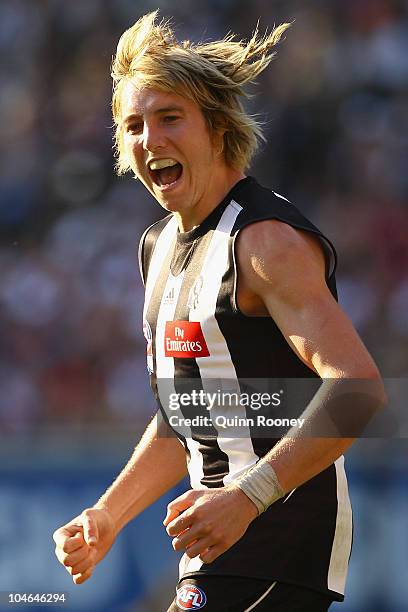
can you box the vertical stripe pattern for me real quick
[155,268,206,491]
[327,456,353,593]
[189,201,259,486]
[143,216,178,321]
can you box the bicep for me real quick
[237,221,379,379]
[268,287,375,377]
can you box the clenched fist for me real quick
[53,507,116,584]
[164,486,258,564]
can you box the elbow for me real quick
[338,365,388,416]
[362,367,387,410]
[349,366,388,413]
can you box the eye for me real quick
[126,122,143,135]
[163,115,179,124]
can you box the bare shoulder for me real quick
[235,219,326,291]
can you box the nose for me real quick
[142,122,165,152]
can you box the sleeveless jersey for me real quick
[139,177,352,602]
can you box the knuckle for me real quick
[173,539,181,551]
[170,524,180,537]
[201,522,210,535]
[72,562,88,576]
[193,508,202,521]
[62,541,71,553]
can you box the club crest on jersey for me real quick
[176,584,207,610]
[187,275,203,310]
[164,321,210,358]
[143,319,154,374]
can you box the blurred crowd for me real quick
[1,0,407,433]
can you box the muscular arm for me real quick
[234,219,386,491]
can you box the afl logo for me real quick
[176,584,207,610]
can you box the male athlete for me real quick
[53,12,385,611]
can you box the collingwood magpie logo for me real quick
[187,275,203,310]
[143,319,154,374]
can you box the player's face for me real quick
[121,83,225,227]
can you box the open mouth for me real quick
[148,158,183,189]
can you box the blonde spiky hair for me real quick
[111,11,291,174]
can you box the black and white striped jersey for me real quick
[139,177,352,602]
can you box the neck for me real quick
[176,168,246,232]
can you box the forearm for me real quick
[236,376,386,511]
[263,436,352,493]
[267,376,386,491]
[95,413,188,533]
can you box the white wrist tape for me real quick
[235,461,284,515]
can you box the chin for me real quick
[155,190,185,210]
[160,200,183,213]
[151,194,176,211]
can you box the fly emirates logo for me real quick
[164,321,210,358]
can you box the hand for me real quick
[53,507,116,584]
[163,486,258,564]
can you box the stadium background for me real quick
[0,0,407,610]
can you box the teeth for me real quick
[149,158,178,171]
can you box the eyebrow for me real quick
[123,106,184,125]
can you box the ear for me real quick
[202,108,226,153]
